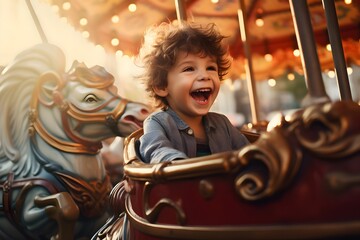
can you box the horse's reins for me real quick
[28,65,128,154]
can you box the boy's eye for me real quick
[207,66,218,71]
[183,67,194,72]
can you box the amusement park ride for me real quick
[0,0,359,240]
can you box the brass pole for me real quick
[237,0,260,124]
[289,0,330,106]
[25,0,48,43]
[175,0,187,21]
[322,0,352,101]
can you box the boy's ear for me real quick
[153,86,168,97]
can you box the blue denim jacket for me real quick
[138,108,249,163]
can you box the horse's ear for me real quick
[37,71,63,104]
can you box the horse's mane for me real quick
[0,44,65,179]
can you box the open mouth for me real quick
[190,88,212,103]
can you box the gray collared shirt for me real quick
[138,108,249,163]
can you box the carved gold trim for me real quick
[143,181,186,225]
[235,127,302,201]
[295,101,360,158]
[326,172,360,191]
[31,119,101,154]
[198,179,214,200]
[67,62,115,89]
[95,212,125,240]
[54,171,112,218]
[124,151,241,181]
[66,97,127,124]
[123,128,144,165]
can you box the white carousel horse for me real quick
[101,137,126,185]
[0,43,149,240]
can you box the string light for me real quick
[263,39,272,61]
[62,2,71,10]
[128,3,137,12]
[287,72,295,81]
[60,17,68,24]
[326,44,332,51]
[112,15,120,23]
[79,18,88,26]
[95,45,104,52]
[293,49,300,57]
[344,0,352,4]
[327,70,335,78]
[51,5,59,12]
[255,8,264,27]
[172,19,179,26]
[285,115,292,122]
[82,31,89,38]
[264,53,273,62]
[115,50,123,57]
[255,18,264,27]
[268,78,276,87]
[111,38,120,46]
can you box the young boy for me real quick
[137,21,249,163]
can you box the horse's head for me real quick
[0,43,150,178]
[29,61,149,155]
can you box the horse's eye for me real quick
[84,94,98,103]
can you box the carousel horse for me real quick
[0,43,149,240]
[101,137,126,185]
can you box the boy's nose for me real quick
[198,70,211,80]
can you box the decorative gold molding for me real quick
[295,101,360,158]
[143,181,186,225]
[124,151,241,182]
[235,127,302,201]
[326,172,360,192]
[54,171,112,218]
[198,179,214,200]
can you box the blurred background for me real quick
[1,0,359,127]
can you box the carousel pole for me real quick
[25,0,48,43]
[175,0,187,21]
[237,0,260,124]
[322,0,352,101]
[289,0,330,106]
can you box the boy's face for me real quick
[154,51,220,120]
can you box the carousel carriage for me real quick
[0,43,149,239]
[93,0,360,240]
[96,100,360,240]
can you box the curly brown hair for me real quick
[138,21,232,108]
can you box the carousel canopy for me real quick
[44,0,359,80]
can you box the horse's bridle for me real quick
[29,65,128,154]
